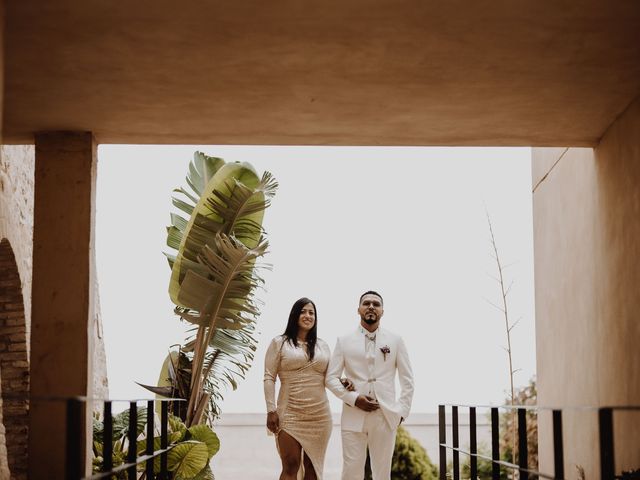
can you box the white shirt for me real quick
[360,326,378,399]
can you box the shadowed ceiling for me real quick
[4,0,640,146]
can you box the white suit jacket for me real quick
[326,326,414,431]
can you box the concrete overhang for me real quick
[4,0,640,146]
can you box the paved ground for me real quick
[210,413,490,479]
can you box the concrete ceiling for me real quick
[4,0,640,146]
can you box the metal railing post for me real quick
[160,401,169,480]
[127,402,138,479]
[146,400,155,479]
[470,407,477,480]
[517,408,528,480]
[439,405,446,480]
[599,407,615,480]
[552,409,564,480]
[491,407,500,480]
[103,400,113,473]
[65,397,83,480]
[453,405,460,480]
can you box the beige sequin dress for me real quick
[264,336,333,479]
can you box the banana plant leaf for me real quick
[168,162,275,308]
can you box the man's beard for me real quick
[363,317,377,325]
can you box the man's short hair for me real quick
[359,290,383,306]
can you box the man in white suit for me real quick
[326,291,414,480]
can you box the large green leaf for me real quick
[169,414,187,440]
[164,152,224,271]
[168,440,209,478]
[168,163,277,309]
[168,162,265,307]
[93,416,104,445]
[179,235,268,310]
[187,152,226,197]
[187,424,220,459]
[112,407,147,440]
[136,432,183,474]
[190,464,215,480]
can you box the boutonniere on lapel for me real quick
[380,345,391,361]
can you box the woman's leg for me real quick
[277,430,302,480]
[303,452,318,480]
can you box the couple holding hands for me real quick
[263,291,414,480]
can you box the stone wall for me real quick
[0,383,8,480]
[0,240,29,479]
[0,146,34,339]
[0,146,34,480]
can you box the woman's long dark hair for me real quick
[282,297,318,361]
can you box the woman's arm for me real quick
[263,336,281,433]
[263,336,281,411]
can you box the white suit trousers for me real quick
[341,410,397,480]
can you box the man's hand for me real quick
[266,411,280,434]
[340,377,356,391]
[355,395,379,412]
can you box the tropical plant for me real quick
[364,426,438,480]
[139,152,277,427]
[92,407,219,479]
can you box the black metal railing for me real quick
[66,396,185,480]
[438,404,640,480]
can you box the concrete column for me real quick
[28,132,96,479]
[532,96,640,478]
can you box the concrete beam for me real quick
[4,1,640,146]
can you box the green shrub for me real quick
[364,426,438,480]
[458,442,508,480]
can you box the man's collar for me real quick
[359,325,379,336]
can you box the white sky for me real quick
[96,145,536,414]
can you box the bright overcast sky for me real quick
[96,145,535,414]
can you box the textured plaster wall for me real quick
[93,290,108,400]
[532,96,640,478]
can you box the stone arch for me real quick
[0,238,29,480]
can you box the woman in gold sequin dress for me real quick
[263,297,333,480]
